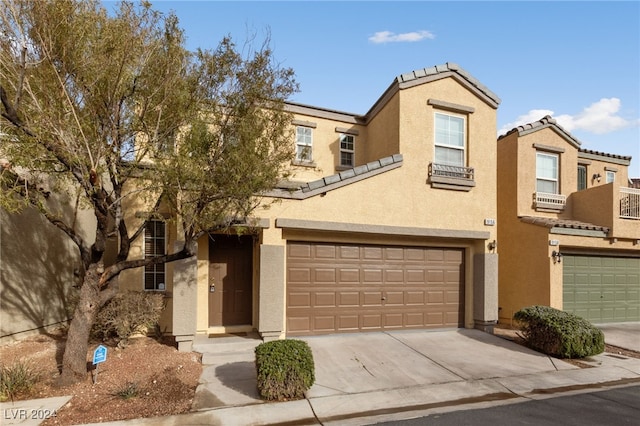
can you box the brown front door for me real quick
[208,234,253,327]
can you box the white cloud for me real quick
[369,30,435,44]
[499,98,637,136]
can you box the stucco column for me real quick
[473,253,499,333]
[172,241,198,351]
[258,244,285,341]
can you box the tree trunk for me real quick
[56,264,103,387]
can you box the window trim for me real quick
[577,164,587,191]
[433,112,466,168]
[536,152,559,195]
[143,220,167,292]
[294,125,314,164]
[339,133,355,167]
[606,170,616,183]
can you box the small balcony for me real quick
[533,192,566,211]
[571,183,640,239]
[428,163,475,191]
[620,187,640,219]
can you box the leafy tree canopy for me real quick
[0,0,297,386]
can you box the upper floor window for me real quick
[606,170,616,183]
[434,113,465,167]
[339,134,355,167]
[577,165,587,191]
[536,152,559,194]
[295,126,313,162]
[144,220,166,291]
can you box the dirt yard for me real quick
[0,331,202,425]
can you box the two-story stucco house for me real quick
[497,116,640,325]
[111,63,502,350]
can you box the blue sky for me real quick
[136,1,639,176]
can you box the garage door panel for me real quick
[385,269,404,282]
[406,270,426,282]
[338,292,359,306]
[339,269,360,282]
[288,292,310,308]
[406,291,425,305]
[362,315,382,329]
[288,268,311,283]
[564,255,640,323]
[313,316,335,332]
[338,316,358,331]
[384,314,403,327]
[314,292,336,307]
[287,242,464,335]
[362,291,383,306]
[363,269,383,282]
[385,291,404,305]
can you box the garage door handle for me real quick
[381,296,386,301]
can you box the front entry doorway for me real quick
[208,234,254,328]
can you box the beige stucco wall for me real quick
[497,124,639,324]
[1,193,96,342]
[242,75,499,338]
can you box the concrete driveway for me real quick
[596,322,640,352]
[299,328,576,399]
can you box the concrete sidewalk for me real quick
[3,324,639,425]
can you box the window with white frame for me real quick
[606,170,616,183]
[536,152,559,194]
[295,126,313,162]
[339,134,355,167]
[144,220,166,291]
[434,113,465,167]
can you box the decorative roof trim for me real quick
[265,154,403,200]
[533,143,565,154]
[427,98,475,114]
[335,127,359,136]
[292,119,317,128]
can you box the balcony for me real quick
[620,187,640,219]
[571,183,640,240]
[533,192,566,211]
[428,163,475,191]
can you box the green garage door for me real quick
[563,255,640,323]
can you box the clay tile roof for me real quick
[578,148,632,162]
[396,62,501,107]
[520,216,610,233]
[498,115,581,148]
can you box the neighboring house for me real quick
[497,116,640,325]
[113,63,502,350]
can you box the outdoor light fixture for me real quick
[552,250,563,263]
[592,173,601,183]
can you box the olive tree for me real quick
[0,0,296,386]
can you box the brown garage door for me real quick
[286,241,464,335]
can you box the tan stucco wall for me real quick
[1,195,96,342]
[497,125,639,324]
[242,75,500,337]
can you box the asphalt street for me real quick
[371,384,640,426]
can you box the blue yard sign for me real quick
[93,345,107,365]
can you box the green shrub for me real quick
[0,360,40,401]
[255,339,315,401]
[113,382,141,400]
[92,291,165,345]
[514,305,604,358]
